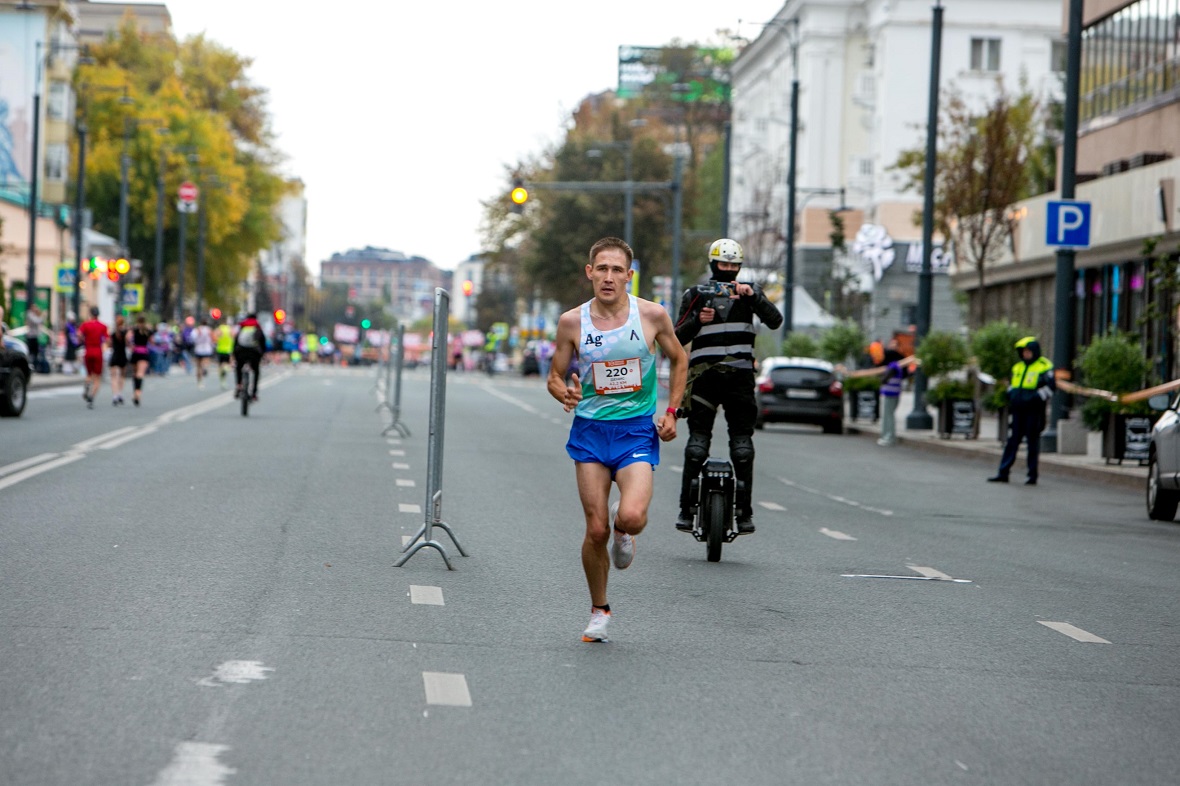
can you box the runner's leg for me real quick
[612,461,654,537]
[575,462,614,607]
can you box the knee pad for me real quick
[685,432,711,465]
[730,435,755,466]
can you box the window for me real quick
[47,82,71,121]
[44,143,67,182]
[970,37,1002,71]
[1081,0,1180,122]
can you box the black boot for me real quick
[987,474,1009,483]
[675,511,694,532]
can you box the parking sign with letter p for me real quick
[1046,200,1091,248]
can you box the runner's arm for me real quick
[648,303,687,441]
[547,309,581,411]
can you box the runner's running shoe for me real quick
[582,608,610,642]
[609,502,635,570]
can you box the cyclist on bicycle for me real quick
[673,238,783,535]
[233,312,267,401]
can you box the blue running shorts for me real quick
[566,414,660,475]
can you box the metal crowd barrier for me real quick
[395,289,467,569]
[381,324,411,438]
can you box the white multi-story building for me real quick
[730,0,1063,336]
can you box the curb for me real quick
[844,421,1144,492]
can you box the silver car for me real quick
[1147,392,1180,520]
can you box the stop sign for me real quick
[178,181,199,203]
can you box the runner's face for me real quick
[586,249,632,305]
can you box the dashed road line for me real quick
[1038,621,1111,643]
[908,565,953,580]
[778,477,893,516]
[399,503,422,514]
[396,479,416,487]
[0,452,85,492]
[148,742,236,786]
[422,672,471,706]
[820,527,857,541]
[410,585,445,605]
[392,462,410,470]
[758,501,786,511]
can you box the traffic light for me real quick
[210,307,222,320]
[113,258,130,276]
[274,309,286,324]
[360,318,372,329]
[510,177,528,214]
[461,279,474,297]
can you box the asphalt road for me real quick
[2,364,1178,785]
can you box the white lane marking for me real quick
[909,565,953,580]
[72,426,139,451]
[410,585,445,605]
[0,452,59,478]
[1038,621,1111,644]
[390,450,406,457]
[669,464,683,473]
[778,477,893,517]
[758,501,786,511]
[479,384,540,414]
[392,462,410,470]
[402,535,414,546]
[0,452,85,492]
[196,660,275,687]
[820,527,857,541]
[396,478,416,487]
[399,503,422,513]
[99,425,158,450]
[842,573,973,583]
[148,742,237,786]
[423,672,472,706]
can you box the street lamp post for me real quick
[23,42,44,321]
[905,0,944,432]
[153,145,166,316]
[72,117,87,317]
[195,175,222,319]
[782,19,801,338]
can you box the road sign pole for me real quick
[1043,0,1084,454]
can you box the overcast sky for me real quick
[156,1,785,273]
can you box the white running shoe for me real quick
[582,608,610,642]
[609,502,635,570]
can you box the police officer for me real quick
[989,336,1055,485]
[674,238,783,534]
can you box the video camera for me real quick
[694,280,737,321]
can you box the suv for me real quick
[1147,392,1180,520]
[754,356,844,434]
[0,323,31,417]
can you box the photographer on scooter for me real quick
[674,238,783,535]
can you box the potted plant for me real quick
[844,374,882,422]
[1077,332,1152,464]
[917,330,973,438]
[970,320,1029,442]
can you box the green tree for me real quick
[781,332,818,358]
[892,80,1051,327]
[819,321,866,366]
[1077,332,1151,429]
[76,20,286,318]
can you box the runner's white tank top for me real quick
[575,295,657,421]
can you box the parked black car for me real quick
[1,324,31,417]
[754,356,844,434]
[1147,392,1180,520]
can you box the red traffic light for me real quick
[210,307,222,320]
[462,280,474,297]
[107,269,120,281]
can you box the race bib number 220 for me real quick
[592,357,641,395]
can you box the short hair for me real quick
[588,237,633,266]
[89,306,100,318]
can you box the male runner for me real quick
[548,237,688,643]
[79,306,109,409]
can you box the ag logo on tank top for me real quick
[584,330,642,347]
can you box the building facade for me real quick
[952,0,1180,378]
[320,247,452,325]
[729,0,1063,339]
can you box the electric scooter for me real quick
[686,457,743,562]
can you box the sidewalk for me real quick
[843,390,1146,491]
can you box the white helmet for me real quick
[708,238,743,264]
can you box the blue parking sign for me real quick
[1046,200,1091,248]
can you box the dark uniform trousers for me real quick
[680,366,757,516]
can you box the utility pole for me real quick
[1042,0,1084,452]
[72,120,87,317]
[782,22,800,338]
[905,1,944,432]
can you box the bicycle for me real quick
[238,363,253,416]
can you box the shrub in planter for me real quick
[843,375,881,393]
[970,320,1029,411]
[926,378,974,405]
[916,330,968,387]
[819,321,866,366]
[781,332,819,359]
[1077,332,1151,430]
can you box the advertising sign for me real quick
[0,15,37,194]
[617,45,733,103]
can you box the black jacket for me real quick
[675,281,783,372]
